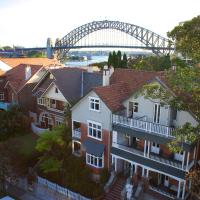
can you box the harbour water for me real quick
[65,55,108,67]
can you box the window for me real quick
[86,153,104,168]
[151,142,160,154]
[89,97,100,111]
[133,102,139,112]
[0,93,4,101]
[55,117,64,126]
[37,97,46,105]
[55,87,58,93]
[88,121,102,140]
[152,142,160,148]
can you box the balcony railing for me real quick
[72,128,81,139]
[112,143,187,170]
[0,102,11,111]
[47,106,64,114]
[113,114,174,138]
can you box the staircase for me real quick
[103,177,126,200]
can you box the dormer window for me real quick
[89,97,100,111]
[55,87,58,93]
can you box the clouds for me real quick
[0,0,199,47]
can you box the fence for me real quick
[37,176,91,200]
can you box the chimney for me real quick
[25,65,32,80]
[103,65,114,86]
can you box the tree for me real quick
[35,125,71,180]
[107,51,127,68]
[108,52,113,67]
[0,105,30,141]
[121,53,128,68]
[116,50,122,68]
[167,15,200,63]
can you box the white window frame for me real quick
[37,97,46,105]
[174,151,184,162]
[86,153,104,168]
[87,120,102,141]
[151,142,160,154]
[0,92,4,101]
[55,117,64,126]
[133,102,139,113]
[89,97,100,112]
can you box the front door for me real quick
[153,103,161,123]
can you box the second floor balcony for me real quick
[113,114,175,138]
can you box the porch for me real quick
[111,155,189,200]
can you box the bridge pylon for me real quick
[47,38,53,59]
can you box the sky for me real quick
[0,0,199,47]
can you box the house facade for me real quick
[32,67,103,131]
[0,64,43,111]
[71,68,199,199]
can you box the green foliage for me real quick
[0,105,30,141]
[129,55,171,71]
[142,66,200,151]
[40,157,62,173]
[27,50,45,58]
[36,126,65,152]
[108,51,127,68]
[168,15,200,63]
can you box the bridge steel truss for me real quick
[55,20,174,60]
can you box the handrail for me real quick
[113,114,174,138]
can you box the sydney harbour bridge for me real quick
[5,20,175,60]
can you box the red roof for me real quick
[4,64,42,93]
[0,58,60,68]
[95,69,162,112]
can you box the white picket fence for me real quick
[37,176,91,200]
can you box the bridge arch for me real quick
[55,20,174,60]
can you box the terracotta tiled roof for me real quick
[94,82,131,112]
[94,69,163,112]
[0,69,4,76]
[0,58,60,68]
[5,64,42,93]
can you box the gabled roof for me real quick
[94,82,131,112]
[34,67,103,104]
[4,64,42,93]
[93,69,162,112]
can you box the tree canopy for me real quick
[107,51,127,68]
[167,15,200,63]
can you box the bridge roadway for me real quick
[6,45,174,52]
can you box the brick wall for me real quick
[80,122,111,174]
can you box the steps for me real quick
[103,177,126,200]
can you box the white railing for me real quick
[113,114,174,138]
[149,186,176,199]
[47,107,64,114]
[37,176,91,200]
[72,128,81,139]
[112,142,184,170]
[31,123,49,135]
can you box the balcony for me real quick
[0,102,11,111]
[113,114,175,138]
[112,143,187,171]
[72,128,81,139]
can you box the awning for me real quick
[83,140,105,157]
